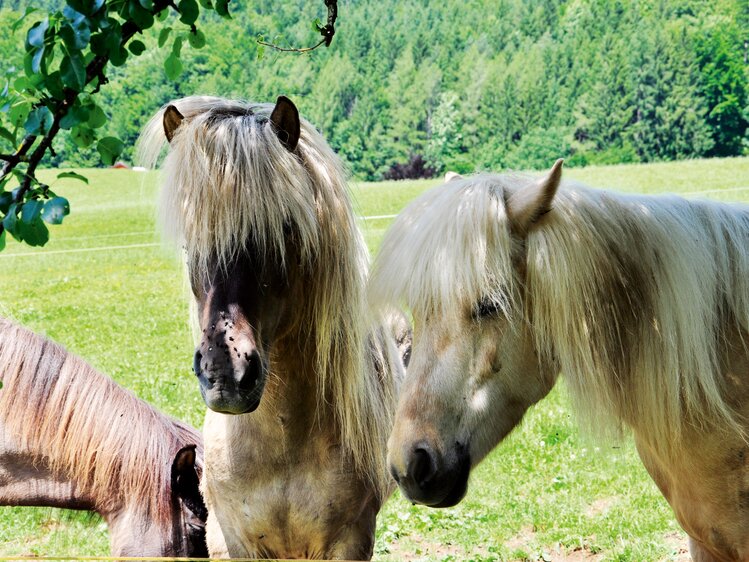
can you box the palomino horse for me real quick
[138,96,405,559]
[0,317,208,557]
[371,160,749,562]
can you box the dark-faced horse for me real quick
[139,96,406,559]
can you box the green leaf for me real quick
[42,197,71,224]
[256,35,265,60]
[26,18,49,50]
[44,71,66,100]
[30,47,45,74]
[311,17,322,32]
[198,0,213,8]
[3,204,19,241]
[97,136,124,165]
[188,29,206,49]
[164,54,183,80]
[59,21,91,51]
[24,106,54,135]
[18,217,49,246]
[61,54,86,92]
[21,199,43,224]
[128,2,155,30]
[172,36,184,57]
[66,0,103,17]
[158,27,172,48]
[60,103,89,130]
[215,0,230,18]
[139,0,155,9]
[129,39,146,56]
[0,127,15,145]
[9,101,31,128]
[57,172,88,184]
[0,230,5,252]
[178,0,199,25]
[0,192,13,214]
[86,104,106,128]
[110,46,128,66]
[71,125,95,147]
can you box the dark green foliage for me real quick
[0,0,230,250]
[0,0,747,191]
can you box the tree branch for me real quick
[1,1,174,205]
[257,0,337,54]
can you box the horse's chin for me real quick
[200,387,263,415]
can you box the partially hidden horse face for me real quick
[107,445,208,557]
[161,98,302,415]
[372,161,565,508]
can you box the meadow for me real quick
[1,157,748,560]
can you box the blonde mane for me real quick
[0,318,202,520]
[371,173,749,449]
[137,97,395,497]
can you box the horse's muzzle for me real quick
[193,349,267,414]
[391,442,471,508]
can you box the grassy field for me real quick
[1,157,748,560]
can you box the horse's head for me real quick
[156,96,312,414]
[108,445,207,557]
[371,161,564,508]
[144,94,364,417]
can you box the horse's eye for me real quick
[473,296,501,320]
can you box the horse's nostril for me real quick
[408,447,436,488]
[239,350,263,390]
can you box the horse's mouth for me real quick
[199,382,265,415]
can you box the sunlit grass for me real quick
[1,157,746,559]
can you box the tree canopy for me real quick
[0,0,746,248]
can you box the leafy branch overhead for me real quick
[0,0,231,251]
[256,0,337,56]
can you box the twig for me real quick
[257,0,337,54]
[257,38,326,53]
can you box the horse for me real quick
[137,95,405,559]
[370,159,749,562]
[0,317,208,557]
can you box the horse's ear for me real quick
[163,105,184,143]
[171,445,207,519]
[270,95,300,152]
[445,171,463,182]
[507,158,563,235]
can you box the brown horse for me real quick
[371,160,749,562]
[0,317,208,557]
[138,96,405,559]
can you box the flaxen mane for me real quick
[0,318,202,521]
[137,97,395,496]
[371,173,749,449]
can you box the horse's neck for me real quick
[0,431,97,512]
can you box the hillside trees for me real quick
[0,0,746,188]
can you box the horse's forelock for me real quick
[370,174,520,321]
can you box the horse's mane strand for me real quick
[371,173,749,449]
[0,318,203,521]
[137,97,395,497]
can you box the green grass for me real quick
[2,157,747,559]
